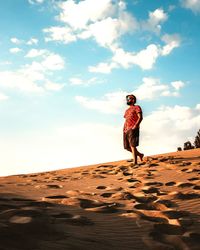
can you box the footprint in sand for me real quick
[174,192,200,200]
[183,231,200,244]
[137,210,168,223]
[162,210,189,219]
[193,185,200,190]
[165,181,176,186]
[188,177,199,182]
[142,186,160,194]
[133,193,157,203]
[144,181,163,187]
[127,178,140,183]
[46,184,63,189]
[100,192,114,198]
[96,185,107,190]
[177,182,194,188]
[153,223,185,235]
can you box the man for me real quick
[123,94,144,165]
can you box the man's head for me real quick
[126,94,136,105]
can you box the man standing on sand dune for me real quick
[123,94,144,165]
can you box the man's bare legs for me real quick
[130,146,144,165]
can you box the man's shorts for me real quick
[123,128,139,152]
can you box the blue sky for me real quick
[0,0,200,176]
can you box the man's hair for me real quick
[126,94,136,102]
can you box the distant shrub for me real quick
[194,129,200,148]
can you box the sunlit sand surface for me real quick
[0,149,199,250]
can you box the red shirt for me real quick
[123,105,142,133]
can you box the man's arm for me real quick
[132,112,143,129]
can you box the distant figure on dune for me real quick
[123,94,144,165]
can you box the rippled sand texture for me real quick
[0,148,199,250]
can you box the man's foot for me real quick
[139,153,144,162]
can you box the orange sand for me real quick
[0,149,199,250]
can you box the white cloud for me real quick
[43,1,180,73]
[58,0,116,30]
[161,34,181,55]
[181,0,200,13]
[0,51,65,94]
[141,8,168,34]
[41,53,65,70]
[9,47,22,54]
[10,37,22,44]
[141,104,200,153]
[134,77,185,100]
[89,33,181,73]
[82,13,138,48]
[0,92,9,101]
[130,44,160,70]
[89,62,117,73]
[0,71,44,93]
[26,38,39,45]
[44,0,138,49]
[43,26,77,44]
[75,90,127,114]
[44,80,64,91]
[171,80,185,90]
[25,49,48,58]
[76,78,185,114]
[90,44,161,72]
[69,76,103,86]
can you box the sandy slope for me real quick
[0,149,199,250]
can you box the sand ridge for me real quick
[0,148,200,250]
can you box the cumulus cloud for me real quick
[141,8,168,34]
[89,44,161,73]
[9,48,22,54]
[44,0,138,49]
[89,62,118,74]
[76,77,185,114]
[75,90,127,114]
[89,32,181,73]
[41,53,65,70]
[69,76,104,86]
[43,26,77,44]
[141,104,200,153]
[44,80,65,91]
[57,0,116,30]
[26,38,39,45]
[42,1,181,73]
[134,77,185,100]
[0,51,65,94]
[0,71,44,93]
[10,37,22,44]
[161,34,181,55]
[181,0,200,13]
[25,49,48,58]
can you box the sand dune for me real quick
[0,148,200,250]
